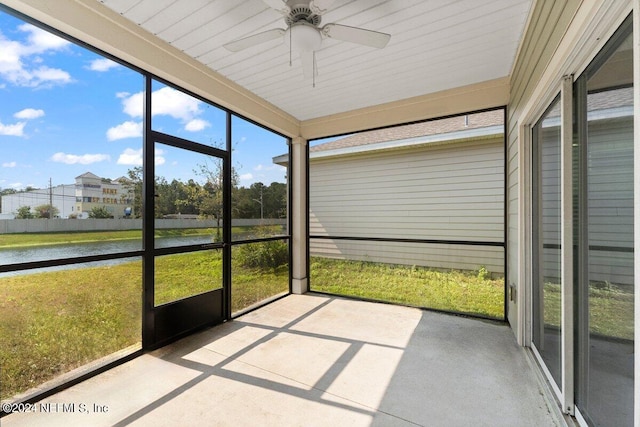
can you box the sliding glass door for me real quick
[532,15,633,427]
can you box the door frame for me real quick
[142,127,230,349]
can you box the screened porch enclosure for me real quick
[0,1,637,426]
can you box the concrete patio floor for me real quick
[4,294,565,426]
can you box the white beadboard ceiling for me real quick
[98,0,532,121]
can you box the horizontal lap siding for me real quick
[539,117,634,285]
[309,139,504,273]
[587,117,634,284]
[310,239,504,274]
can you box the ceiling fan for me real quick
[223,0,391,80]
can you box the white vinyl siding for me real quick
[587,116,634,285]
[310,137,505,274]
[540,118,561,283]
[538,115,634,285]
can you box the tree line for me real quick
[124,166,286,220]
[0,165,287,220]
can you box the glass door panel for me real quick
[532,96,563,391]
[575,22,633,426]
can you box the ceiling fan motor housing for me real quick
[285,5,321,26]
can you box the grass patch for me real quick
[155,251,224,306]
[542,282,633,340]
[0,251,289,400]
[231,263,289,313]
[310,257,505,319]
[0,262,142,400]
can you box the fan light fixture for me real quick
[284,23,322,52]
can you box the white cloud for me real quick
[107,121,142,141]
[121,91,143,118]
[19,24,70,54]
[51,152,110,165]
[185,119,210,132]
[88,58,119,72]
[240,173,254,182]
[0,24,71,88]
[9,182,23,189]
[152,87,202,121]
[253,163,280,172]
[0,38,24,75]
[14,108,44,119]
[31,66,70,85]
[120,87,204,131]
[112,86,211,140]
[116,148,165,166]
[2,161,17,168]
[116,148,141,166]
[0,121,26,136]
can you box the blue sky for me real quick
[0,10,287,192]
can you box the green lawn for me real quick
[0,262,142,400]
[310,257,505,319]
[0,255,288,400]
[542,282,633,340]
[153,250,288,308]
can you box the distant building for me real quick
[1,184,76,218]
[73,172,134,219]
[0,172,134,219]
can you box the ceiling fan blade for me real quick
[223,28,285,52]
[309,0,336,15]
[300,51,318,80]
[322,24,391,49]
[262,0,290,15]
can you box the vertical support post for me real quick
[291,136,308,294]
[633,2,639,425]
[560,74,574,415]
[503,108,508,323]
[517,122,532,347]
[224,112,232,320]
[142,75,154,348]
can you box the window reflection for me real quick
[576,26,634,426]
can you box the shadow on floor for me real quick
[4,294,563,427]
